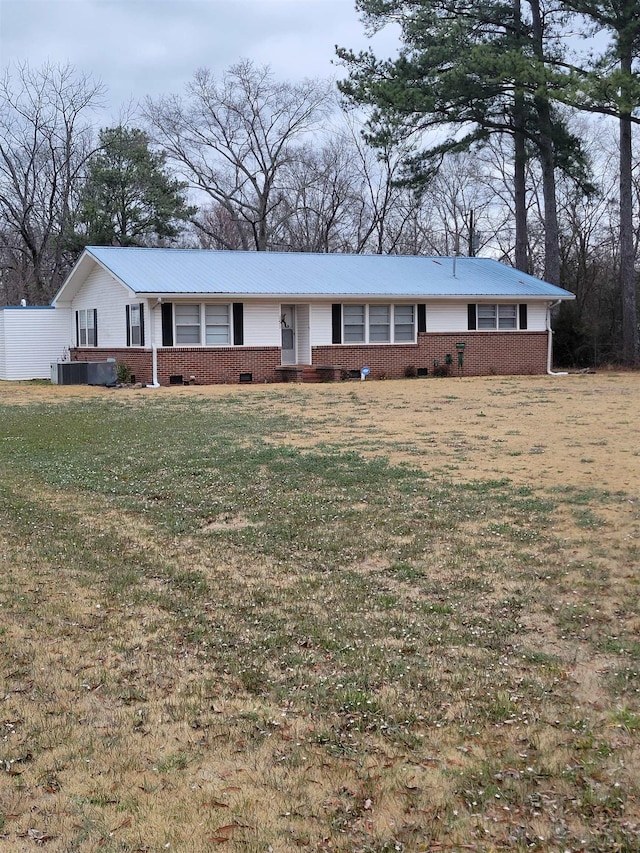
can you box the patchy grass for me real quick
[0,378,639,852]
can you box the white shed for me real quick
[0,306,72,380]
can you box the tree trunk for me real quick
[535,118,561,285]
[513,1,528,272]
[529,0,561,285]
[619,53,638,364]
[513,98,529,272]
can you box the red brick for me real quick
[71,333,548,386]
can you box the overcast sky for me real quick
[1,0,400,121]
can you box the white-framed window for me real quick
[77,309,96,346]
[127,303,144,346]
[205,304,231,345]
[175,304,201,344]
[478,304,518,330]
[173,303,235,346]
[341,304,416,344]
[498,304,518,329]
[369,305,391,342]
[394,304,415,341]
[343,304,366,342]
[477,304,496,330]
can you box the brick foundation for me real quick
[312,332,548,379]
[72,333,548,386]
[72,346,282,385]
[156,346,281,385]
[72,348,154,384]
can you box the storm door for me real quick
[280,305,296,365]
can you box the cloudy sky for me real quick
[1,0,400,120]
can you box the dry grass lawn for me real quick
[0,372,639,852]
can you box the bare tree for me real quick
[415,151,498,257]
[340,120,415,255]
[144,60,333,251]
[0,62,104,304]
[193,203,247,251]
[270,140,362,253]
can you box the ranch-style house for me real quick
[0,247,575,384]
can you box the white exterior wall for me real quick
[294,304,311,363]
[310,303,333,346]
[244,301,280,346]
[527,303,547,331]
[310,300,548,342]
[151,303,162,347]
[150,299,282,347]
[122,297,550,353]
[0,307,72,380]
[426,301,547,332]
[68,267,133,347]
[0,315,5,378]
[425,302,470,333]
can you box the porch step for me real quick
[274,365,342,383]
[302,367,323,383]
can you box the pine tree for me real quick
[337,1,586,282]
[76,126,195,247]
[559,0,640,363]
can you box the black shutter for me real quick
[519,304,528,330]
[161,302,173,346]
[232,303,244,345]
[93,309,98,346]
[75,311,79,346]
[331,304,342,344]
[125,305,131,347]
[139,303,145,346]
[417,303,426,334]
[467,304,477,331]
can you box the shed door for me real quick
[281,305,296,365]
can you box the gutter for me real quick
[546,300,568,376]
[137,292,570,302]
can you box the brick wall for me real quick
[157,346,282,385]
[72,348,153,384]
[73,346,282,385]
[72,333,548,385]
[312,332,549,379]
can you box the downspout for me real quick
[151,343,160,388]
[148,299,161,388]
[546,300,568,376]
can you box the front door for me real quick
[281,304,296,364]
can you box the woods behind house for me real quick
[1,2,639,366]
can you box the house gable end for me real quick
[53,249,137,307]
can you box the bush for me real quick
[116,362,132,384]
[433,364,450,377]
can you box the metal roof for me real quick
[80,246,574,300]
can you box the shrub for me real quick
[116,362,132,384]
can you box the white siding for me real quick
[244,301,280,346]
[0,307,72,380]
[0,314,5,378]
[71,267,133,347]
[425,301,547,332]
[150,299,281,347]
[144,297,549,353]
[425,302,470,332]
[310,303,333,346]
[295,304,311,363]
[527,303,547,332]
[151,302,162,346]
